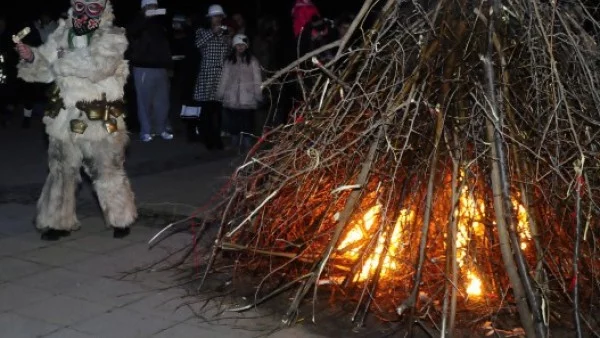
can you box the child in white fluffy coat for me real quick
[216,34,262,150]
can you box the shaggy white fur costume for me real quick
[18,2,137,232]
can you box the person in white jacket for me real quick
[15,0,137,240]
[216,34,262,150]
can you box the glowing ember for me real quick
[466,270,483,297]
[512,199,532,250]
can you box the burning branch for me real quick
[573,157,585,338]
[481,2,543,336]
[283,126,384,325]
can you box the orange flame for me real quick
[456,185,485,297]
[337,206,413,282]
[335,179,532,298]
[512,199,532,250]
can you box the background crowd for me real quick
[0,0,360,152]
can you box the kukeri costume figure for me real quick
[16,0,137,240]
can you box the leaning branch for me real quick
[261,40,341,89]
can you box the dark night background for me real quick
[3,0,598,37]
[2,1,598,41]
[1,0,366,71]
[1,0,365,30]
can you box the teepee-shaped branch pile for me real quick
[175,0,600,336]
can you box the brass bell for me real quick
[109,106,125,118]
[70,119,88,134]
[86,109,103,120]
[104,117,118,133]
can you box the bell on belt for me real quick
[104,118,118,133]
[70,119,87,134]
[109,106,125,118]
[86,109,103,120]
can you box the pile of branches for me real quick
[160,0,600,336]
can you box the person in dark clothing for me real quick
[252,16,281,130]
[291,16,333,115]
[298,15,333,61]
[16,20,49,129]
[171,14,201,142]
[333,13,355,40]
[126,0,173,142]
[0,16,18,128]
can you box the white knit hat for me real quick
[232,34,249,47]
[141,0,158,8]
[207,4,226,17]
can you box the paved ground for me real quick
[0,119,324,337]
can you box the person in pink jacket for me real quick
[291,0,320,38]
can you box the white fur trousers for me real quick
[36,133,137,231]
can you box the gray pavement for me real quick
[0,120,324,337]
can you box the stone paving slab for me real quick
[15,295,114,327]
[0,312,62,338]
[122,288,194,323]
[43,328,97,338]
[0,256,50,283]
[152,322,214,337]
[61,234,133,254]
[0,213,327,338]
[0,235,49,257]
[71,308,177,338]
[15,267,94,296]
[0,282,56,313]
[20,244,97,267]
[63,277,149,308]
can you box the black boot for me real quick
[41,229,71,241]
[113,227,130,239]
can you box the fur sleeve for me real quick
[51,27,128,83]
[17,24,64,83]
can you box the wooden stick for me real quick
[573,159,584,338]
[283,127,384,325]
[220,242,297,259]
[481,6,541,333]
[261,41,341,89]
[334,0,376,59]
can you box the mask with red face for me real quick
[71,0,106,35]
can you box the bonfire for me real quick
[154,0,600,336]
